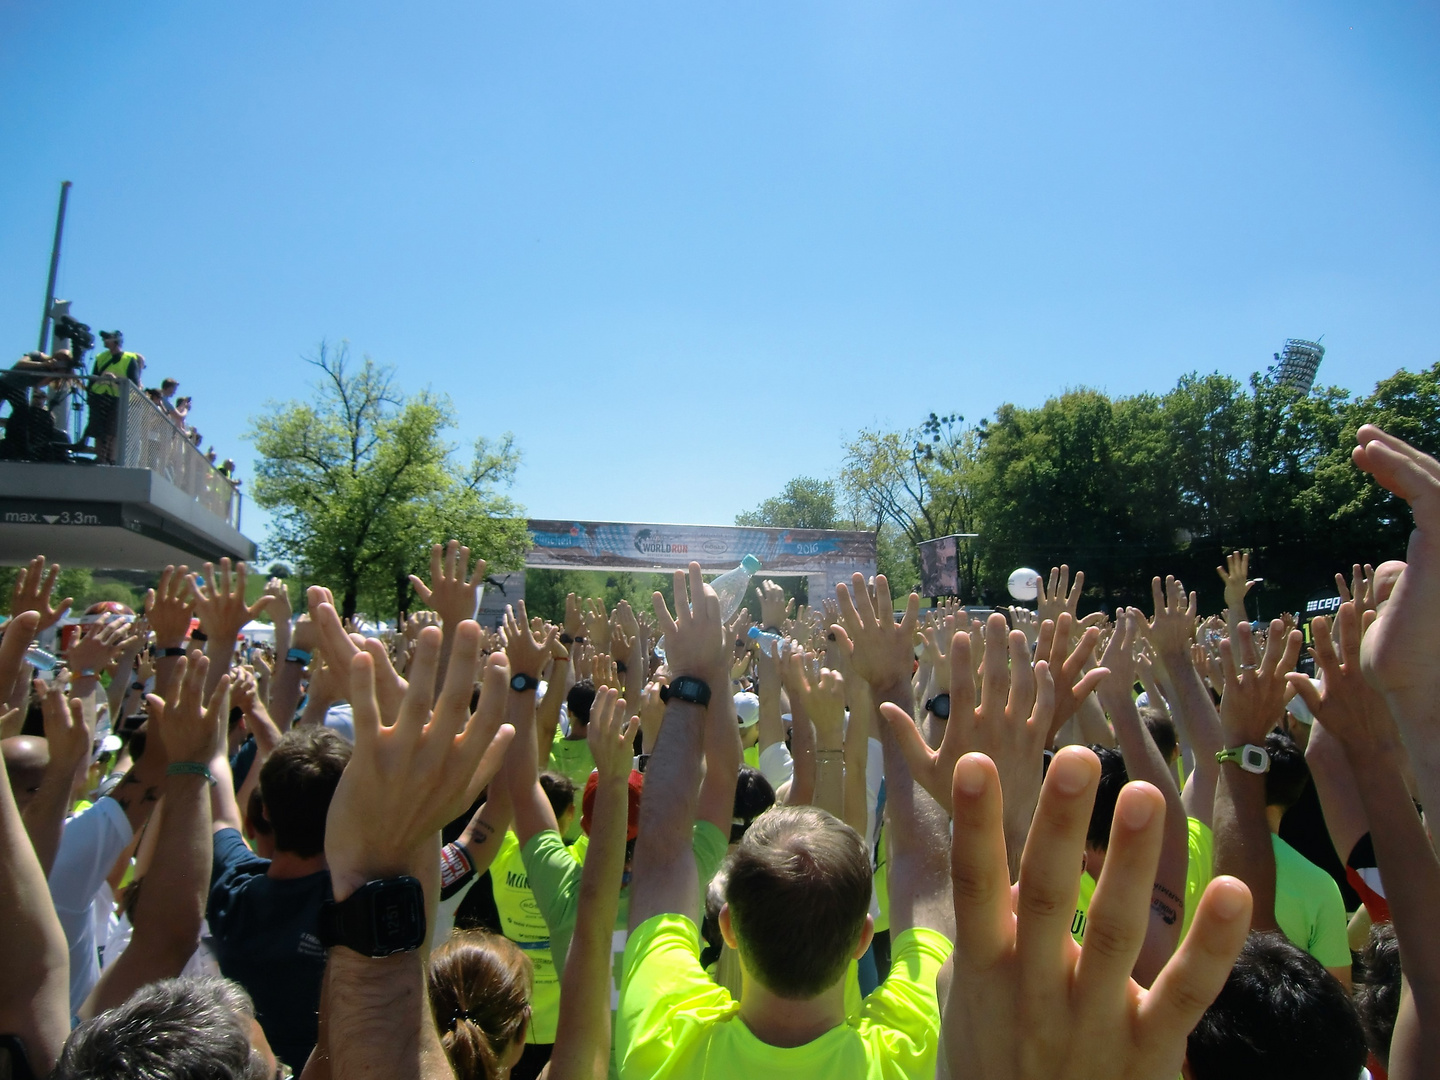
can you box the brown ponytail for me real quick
[427,930,533,1080]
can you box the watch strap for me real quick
[166,761,216,785]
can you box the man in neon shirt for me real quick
[615,567,953,1079]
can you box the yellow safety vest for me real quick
[91,351,138,397]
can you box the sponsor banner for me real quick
[525,520,876,573]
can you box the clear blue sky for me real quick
[2,1,1437,550]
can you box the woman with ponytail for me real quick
[427,930,533,1080]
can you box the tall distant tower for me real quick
[1268,338,1325,393]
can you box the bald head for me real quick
[3,736,50,811]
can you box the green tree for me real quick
[841,412,983,599]
[247,342,528,621]
[735,477,838,530]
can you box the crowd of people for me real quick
[0,421,1436,1080]
[1,331,236,483]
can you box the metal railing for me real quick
[113,382,239,526]
[0,373,241,528]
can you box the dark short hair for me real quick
[1355,921,1401,1068]
[723,804,870,999]
[566,680,597,726]
[1187,931,1365,1080]
[55,975,268,1079]
[1139,706,1177,762]
[1086,745,1128,852]
[539,770,575,820]
[1264,730,1309,811]
[731,766,776,843]
[259,727,351,857]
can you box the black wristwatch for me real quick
[559,633,574,645]
[925,693,951,720]
[317,876,426,956]
[510,672,540,692]
[660,676,712,708]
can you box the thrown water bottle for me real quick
[747,625,786,658]
[25,645,58,671]
[656,555,762,660]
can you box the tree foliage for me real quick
[247,342,528,620]
[735,476,838,530]
[836,363,1440,612]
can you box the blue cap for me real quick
[741,554,761,574]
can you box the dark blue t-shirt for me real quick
[207,829,330,1072]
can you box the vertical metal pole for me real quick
[37,181,73,353]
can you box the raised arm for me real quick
[191,559,273,698]
[1293,600,1440,1079]
[1212,619,1301,935]
[547,688,634,1080]
[408,540,487,702]
[942,745,1251,1080]
[0,692,70,1078]
[1097,610,1187,986]
[21,684,91,875]
[837,573,954,940]
[322,613,514,1080]
[81,656,229,1019]
[500,601,562,847]
[629,563,725,931]
[144,565,196,707]
[1216,551,1258,644]
[1147,576,1224,827]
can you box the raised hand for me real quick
[1034,612,1109,739]
[309,586,408,720]
[326,622,515,903]
[1216,551,1258,613]
[262,577,293,627]
[883,615,1054,847]
[1146,576,1197,659]
[1219,619,1302,746]
[833,573,919,695]
[409,540,486,627]
[756,579,793,629]
[190,559,271,645]
[943,747,1252,1080]
[1036,564,1084,626]
[587,686,636,782]
[155,654,229,767]
[0,611,40,705]
[10,555,72,632]
[502,600,558,679]
[66,613,141,676]
[564,592,585,640]
[581,598,611,653]
[1289,605,1397,758]
[652,563,726,686]
[145,565,195,649]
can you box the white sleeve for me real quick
[864,738,885,852]
[758,740,794,791]
[50,798,133,1010]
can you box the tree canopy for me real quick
[247,343,528,620]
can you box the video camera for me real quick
[52,314,95,360]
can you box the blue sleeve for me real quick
[208,828,268,922]
[230,737,257,792]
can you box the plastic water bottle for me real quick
[656,555,762,660]
[747,625,786,658]
[24,645,58,671]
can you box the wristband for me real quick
[166,761,216,785]
[615,660,628,674]
[131,681,146,691]
[77,668,98,678]
[439,842,473,890]
[286,648,313,665]
[158,646,187,658]
[190,630,208,643]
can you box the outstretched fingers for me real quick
[950,752,1013,970]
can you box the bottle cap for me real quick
[741,554,762,574]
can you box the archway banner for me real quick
[525,519,877,576]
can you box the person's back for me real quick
[1186,931,1365,1080]
[207,727,350,1073]
[617,804,947,1078]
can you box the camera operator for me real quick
[0,350,81,461]
[85,330,144,464]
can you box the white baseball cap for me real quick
[734,692,760,728]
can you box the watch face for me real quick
[1242,746,1269,773]
[510,673,536,692]
[929,694,951,720]
[369,880,426,955]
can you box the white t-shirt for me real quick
[49,798,133,1011]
